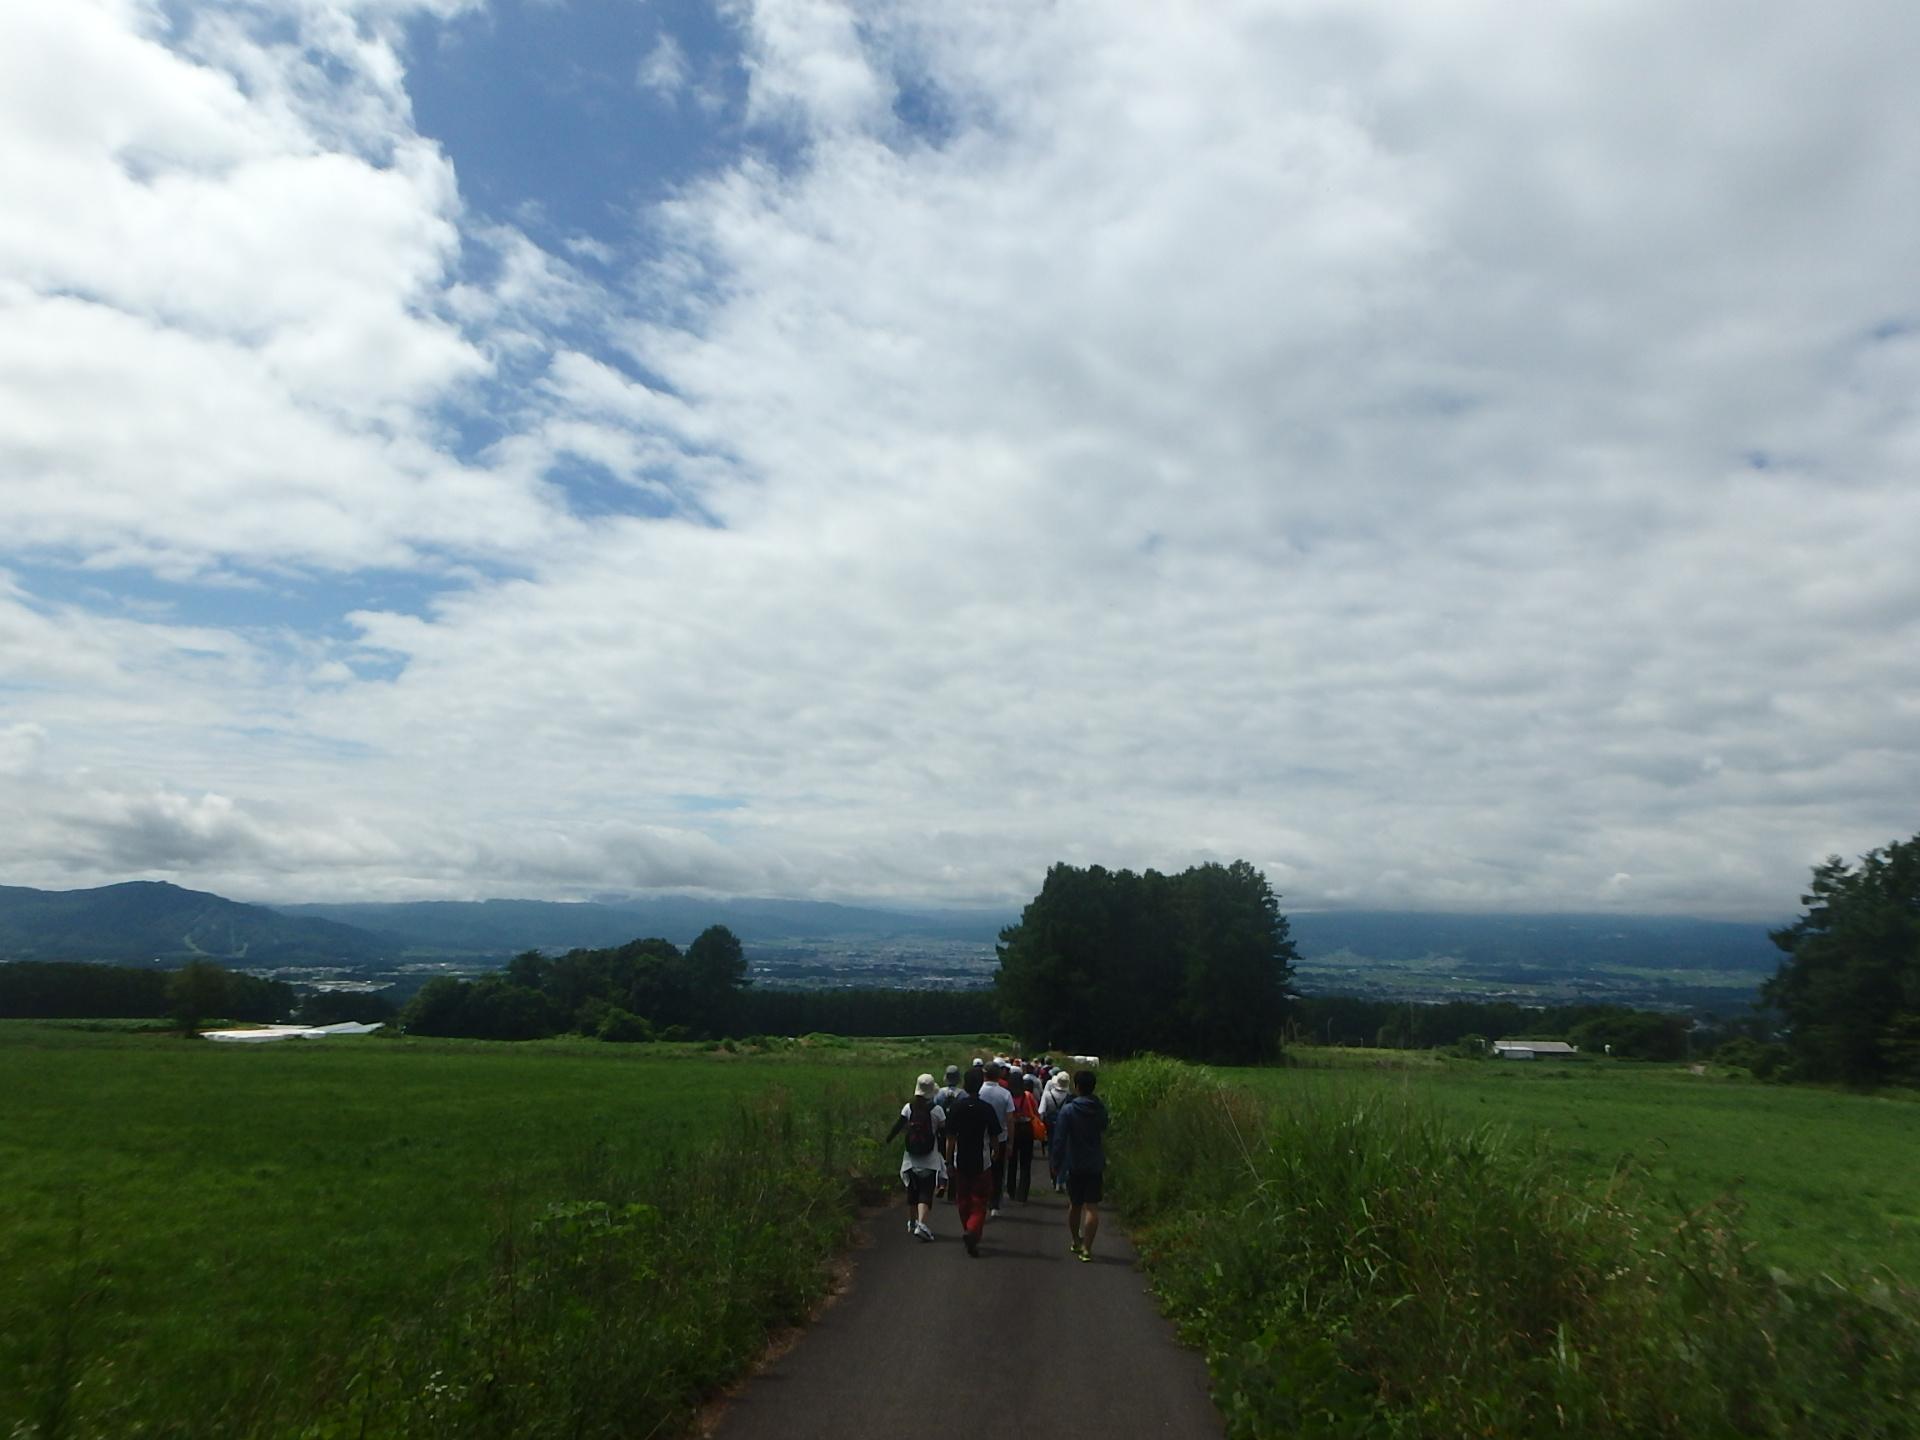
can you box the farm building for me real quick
[201,1021,384,1044]
[1491,1039,1579,1061]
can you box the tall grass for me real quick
[12,1084,893,1440]
[1106,1057,1920,1439]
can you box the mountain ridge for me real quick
[0,881,390,965]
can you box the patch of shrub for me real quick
[594,1007,652,1043]
[1712,1035,1793,1080]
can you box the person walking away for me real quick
[1004,1068,1038,1203]
[884,1073,946,1241]
[1039,1068,1074,1192]
[932,1064,965,1198]
[1049,1069,1109,1261]
[979,1063,1016,1215]
[944,1067,1003,1256]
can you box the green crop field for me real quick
[1224,1050,1920,1280]
[0,1023,995,1439]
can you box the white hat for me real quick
[915,1073,937,1097]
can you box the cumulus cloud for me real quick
[2,0,1917,914]
[0,0,574,577]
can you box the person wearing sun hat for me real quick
[884,1072,947,1241]
[932,1064,965,1198]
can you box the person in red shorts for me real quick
[942,1066,1004,1256]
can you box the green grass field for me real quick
[1226,1049,1920,1280]
[8,1022,1915,1437]
[1,1023,992,1439]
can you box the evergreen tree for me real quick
[1763,836,1920,1085]
[995,859,1296,1061]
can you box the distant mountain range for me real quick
[0,882,388,965]
[0,881,1784,983]
[0,883,1008,965]
[277,895,1006,951]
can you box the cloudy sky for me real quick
[2,0,1916,917]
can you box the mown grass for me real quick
[1229,1050,1920,1277]
[1,1023,987,1439]
[1107,1057,1920,1439]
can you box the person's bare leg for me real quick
[1068,1202,1083,1249]
[1081,1203,1100,1253]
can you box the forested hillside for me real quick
[0,882,387,965]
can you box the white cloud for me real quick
[2,0,1917,915]
[0,0,574,577]
[637,33,691,101]
[0,724,47,776]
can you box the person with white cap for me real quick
[978,1062,1016,1215]
[884,1073,946,1241]
[932,1064,965,1199]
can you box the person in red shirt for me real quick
[1004,1068,1039,1203]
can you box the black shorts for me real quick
[905,1169,938,1205]
[1066,1170,1104,1205]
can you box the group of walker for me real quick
[885,1056,1108,1260]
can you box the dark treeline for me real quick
[1290,995,1762,1061]
[398,926,1002,1042]
[0,960,170,1018]
[0,959,294,1025]
[995,860,1296,1063]
[401,928,751,1041]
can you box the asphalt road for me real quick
[706,1184,1223,1438]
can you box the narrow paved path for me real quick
[707,1186,1223,1437]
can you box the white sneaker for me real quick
[915,1222,934,1241]
[989,1208,1000,1217]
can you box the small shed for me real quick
[1491,1039,1578,1061]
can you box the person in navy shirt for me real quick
[1048,1069,1108,1261]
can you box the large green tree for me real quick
[1763,836,1920,1085]
[996,859,1296,1061]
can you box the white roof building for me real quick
[201,1022,384,1043]
[1491,1039,1578,1060]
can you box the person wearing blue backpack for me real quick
[885,1073,947,1241]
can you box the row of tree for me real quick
[994,860,1296,1062]
[0,959,296,1030]
[399,927,751,1041]
[1289,995,1716,1061]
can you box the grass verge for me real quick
[1106,1056,1920,1439]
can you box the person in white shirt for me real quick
[884,1073,946,1241]
[978,1063,1016,1214]
[1039,1068,1074,1192]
